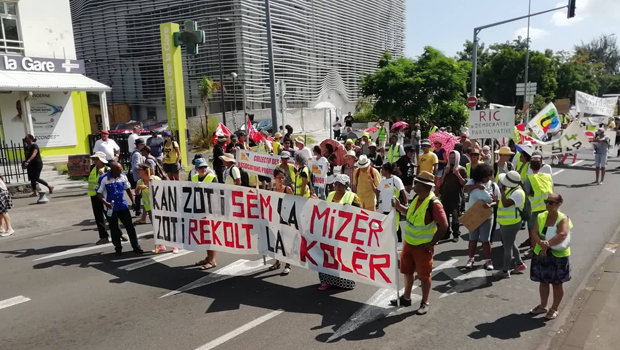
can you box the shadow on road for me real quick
[469,313,547,339]
[0,243,90,258]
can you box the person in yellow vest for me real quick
[386,134,405,164]
[522,151,555,256]
[191,158,219,270]
[353,155,381,211]
[517,147,532,182]
[276,151,296,188]
[319,174,361,291]
[375,120,388,156]
[390,171,447,314]
[464,148,481,180]
[88,152,111,245]
[496,171,528,278]
[162,131,181,181]
[294,153,312,198]
[428,121,438,137]
[257,130,274,189]
[529,193,572,320]
[134,163,169,253]
[272,132,282,155]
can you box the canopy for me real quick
[0,71,110,92]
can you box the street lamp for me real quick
[230,72,238,129]
[216,17,231,126]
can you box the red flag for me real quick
[247,117,264,143]
[211,123,233,146]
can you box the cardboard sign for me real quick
[67,154,91,176]
[151,181,399,290]
[468,108,515,139]
[459,200,493,233]
[576,91,618,116]
[555,99,571,114]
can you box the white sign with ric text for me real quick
[468,108,515,139]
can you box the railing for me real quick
[88,133,131,170]
[0,140,28,184]
[0,39,24,54]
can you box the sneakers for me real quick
[0,229,14,237]
[172,247,179,254]
[390,296,412,307]
[417,301,430,315]
[451,236,460,243]
[485,260,494,271]
[114,249,122,256]
[120,235,129,242]
[465,258,475,269]
[95,238,110,245]
[495,270,510,279]
[133,248,144,254]
[513,263,528,273]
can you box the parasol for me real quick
[429,131,459,154]
[391,121,409,130]
[320,139,347,166]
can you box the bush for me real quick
[353,107,375,123]
[191,115,221,150]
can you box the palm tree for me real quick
[198,77,222,140]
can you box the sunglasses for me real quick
[544,199,560,205]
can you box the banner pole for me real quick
[257,180,267,266]
[393,209,401,307]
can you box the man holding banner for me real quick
[391,171,448,315]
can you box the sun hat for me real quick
[356,155,371,168]
[531,150,543,160]
[345,150,357,159]
[369,142,377,148]
[274,132,283,139]
[499,170,521,188]
[261,130,269,136]
[230,134,238,140]
[219,153,236,163]
[362,132,370,138]
[280,151,291,159]
[294,136,305,145]
[414,171,435,187]
[90,152,108,164]
[421,139,431,147]
[238,131,247,137]
[495,146,515,155]
[482,145,490,151]
[334,174,350,186]
[195,158,208,168]
[345,139,354,145]
[217,135,227,141]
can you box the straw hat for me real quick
[294,136,305,145]
[90,152,108,164]
[356,155,370,168]
[495,146,515,155]
[414,171,435,187]
[219,153,236,163]
[345,150,357,160]
[369,142,377,148]
[274,132,283,139]
[421,139,431,147]
[499,170,521,188]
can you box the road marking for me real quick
[553,169,565,176]
[552,159,585,177]
[33,231,153,261]
[159,257,272,299]
[194,309,283,350]
[570,160,585,167]
[118,250,192,271]
[0,296,31,310]
[327,258,458,342]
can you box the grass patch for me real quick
[53,162,68,174]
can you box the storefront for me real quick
[0,53,110,157]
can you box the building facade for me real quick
[70,0,405,122]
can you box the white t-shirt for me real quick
[297,147,313,160]
[397,131,405,146]
[466,179,501,219]
[507,187,524,208]
[378,176,405,213]
[127,133,140,153]
[225,166,241,185]
[93,139,120,161]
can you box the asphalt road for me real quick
[1,152,619,350]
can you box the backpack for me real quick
[232,165,251,187]
[153,161,168,180]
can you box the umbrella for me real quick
[320,139,347,166]
[391,121,409,130]
[429,131,459,154]
[364,126,378,133]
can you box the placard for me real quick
[576,91,618,116]
[468,108,515,139]
[308,159,328,189]
[67,154,91,176]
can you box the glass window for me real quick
[6,2,15,15]
[0,2,22,53]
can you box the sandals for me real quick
[530,305,548,315]
[544,309,559,320]
[194,259,209,266]
[282,265,291,275]
[133,220,147,225]
[318,283,331,291]
[268,262,281,271]
[200,261,217,270]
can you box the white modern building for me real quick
[70,0,405,123]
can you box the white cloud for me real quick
[551,0,620,27]
[515,27,550,40]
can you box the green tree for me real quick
[198,77,222,141]
[574,34,620,75]
[360,47,470,131]
[555,60,600,98]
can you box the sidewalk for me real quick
[559,246,620,350]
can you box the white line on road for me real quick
[118,250,193,271]
[159,257,272,299]
[194,309,283,350]
[552,159,586,177]
[327,258,458,342]
[0,296,31,310]
[553,169,565,176]
[571,160,585,167]
[34,231,153,262]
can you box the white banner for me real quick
[236,150,280,178]
[576,91,618,117]
[583,116,609,127]
[308,159,328,189]
[520,122,592,155]
[0,91,77,147]
[489,103,515,109]
[529,103,561,140]
[151,181,399,290]
[468,108,515,139]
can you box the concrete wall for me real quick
[19,0,77,59]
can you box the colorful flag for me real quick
[528,103,561,139]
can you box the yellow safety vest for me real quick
[192,173,217,183]
[497,187,525,226]
[377,127,387,141]
[276,163,296,185]
[258,142,269,154]
[518,161,530,182]
[139,176,161,211]
[326,191,355,204]
[528,173,554,213]
[466,163,472,178]
[273,141,280,155]
[587,125,596,131]
[387,143,401,163]
[295,166,310,198]
[429,126,438,136]
[87,166,108,196]
[404,192,440,246]
[534,211,573,258]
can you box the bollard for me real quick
[37,191,50,204]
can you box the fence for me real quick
[88,133,131,169]
[0,141,29,184]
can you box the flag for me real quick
[529,103,561,139]
[210,123,233,146]
[247,117,264,143]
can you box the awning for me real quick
[0,70,110,92]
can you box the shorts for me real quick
[163,162,180,174]
[400,242,434,283]
[469,218,493,243]
[595,152,608,167]
[528,210,543,232]
[436,168,444,178]
[413,145,420,154]
[378,140,387,149]
[258,175,271,183]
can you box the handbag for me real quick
[544,225,571,251]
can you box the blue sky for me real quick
[405,0,620,58]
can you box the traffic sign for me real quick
[467,96,478,108]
